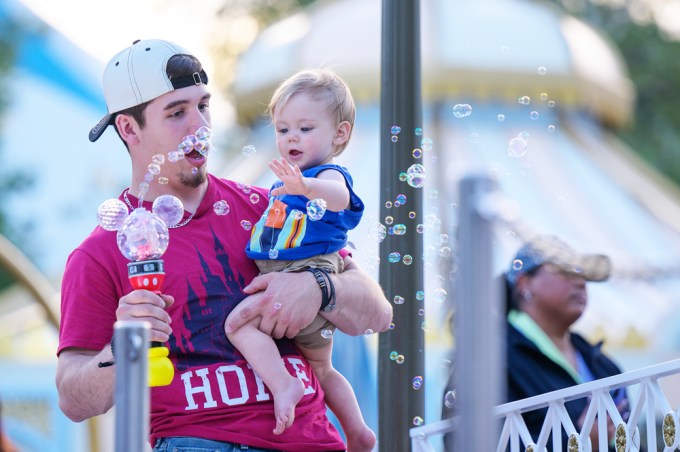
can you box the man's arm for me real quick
[56,348,115,422]
[57,290,174,421]
[225,255,392,338]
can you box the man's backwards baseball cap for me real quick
[89,39,208,142]
[506,235,611,286]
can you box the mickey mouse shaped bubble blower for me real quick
[96,126,212,387]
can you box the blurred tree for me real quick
[552,0,680,185]
[212,0,316,89]
[0,11,34,290]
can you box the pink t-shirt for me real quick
[58,175,345,451]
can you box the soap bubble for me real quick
[388,252,401,263]
[213,200,230,215]
[320,329,334,339]
[179,135,198,154]
[452,103,472,118]
[116,208,169,261]
[306,198,327,221]
[196,126,212,140]
[508,137,528,158]
[406,163,426,188]
[242,145,257,157]
[147,163,161,175]
[152,195,185,227]
[97,199,129,231]
[444,390,456,408]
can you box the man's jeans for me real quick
[153,436,280,452]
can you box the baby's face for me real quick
[273,92,341,170]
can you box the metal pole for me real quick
[453,174,504,451]
[114,320,150,452]
[378,1,424,451]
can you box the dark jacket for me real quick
[507,322,627,445]
[443,322,628,451]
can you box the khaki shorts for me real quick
[254,252,344,349]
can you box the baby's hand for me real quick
[269,158,311,197]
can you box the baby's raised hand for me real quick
[269,158,312,197]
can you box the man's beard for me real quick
[179,166,207,188]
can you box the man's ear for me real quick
[333,121,351,146]
[115,114,140,146]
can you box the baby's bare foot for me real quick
[272,378,305,435]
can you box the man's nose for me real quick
[189,109,210,133]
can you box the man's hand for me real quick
[225,271,320,339]
[116,290,174,342]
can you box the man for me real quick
[56,39,391,451]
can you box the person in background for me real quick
[443,235,630,451]
[56,39,392,452]
[226,68,375,450]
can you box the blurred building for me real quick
[227,0,680,444]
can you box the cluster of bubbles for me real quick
[390,125,401,142]
[167,126,212,163]
[97,126,215,262]
[389,351,405,364]
[137,126,213,205]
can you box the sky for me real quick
[17,0,225,69]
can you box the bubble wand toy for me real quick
[97,126,212,387]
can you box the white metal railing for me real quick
[411,358,680,451]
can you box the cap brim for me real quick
[579,254,611,282]
[89,113,114,142]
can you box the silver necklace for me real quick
[122,189,195,229]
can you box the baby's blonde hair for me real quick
[267,68,356,155]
